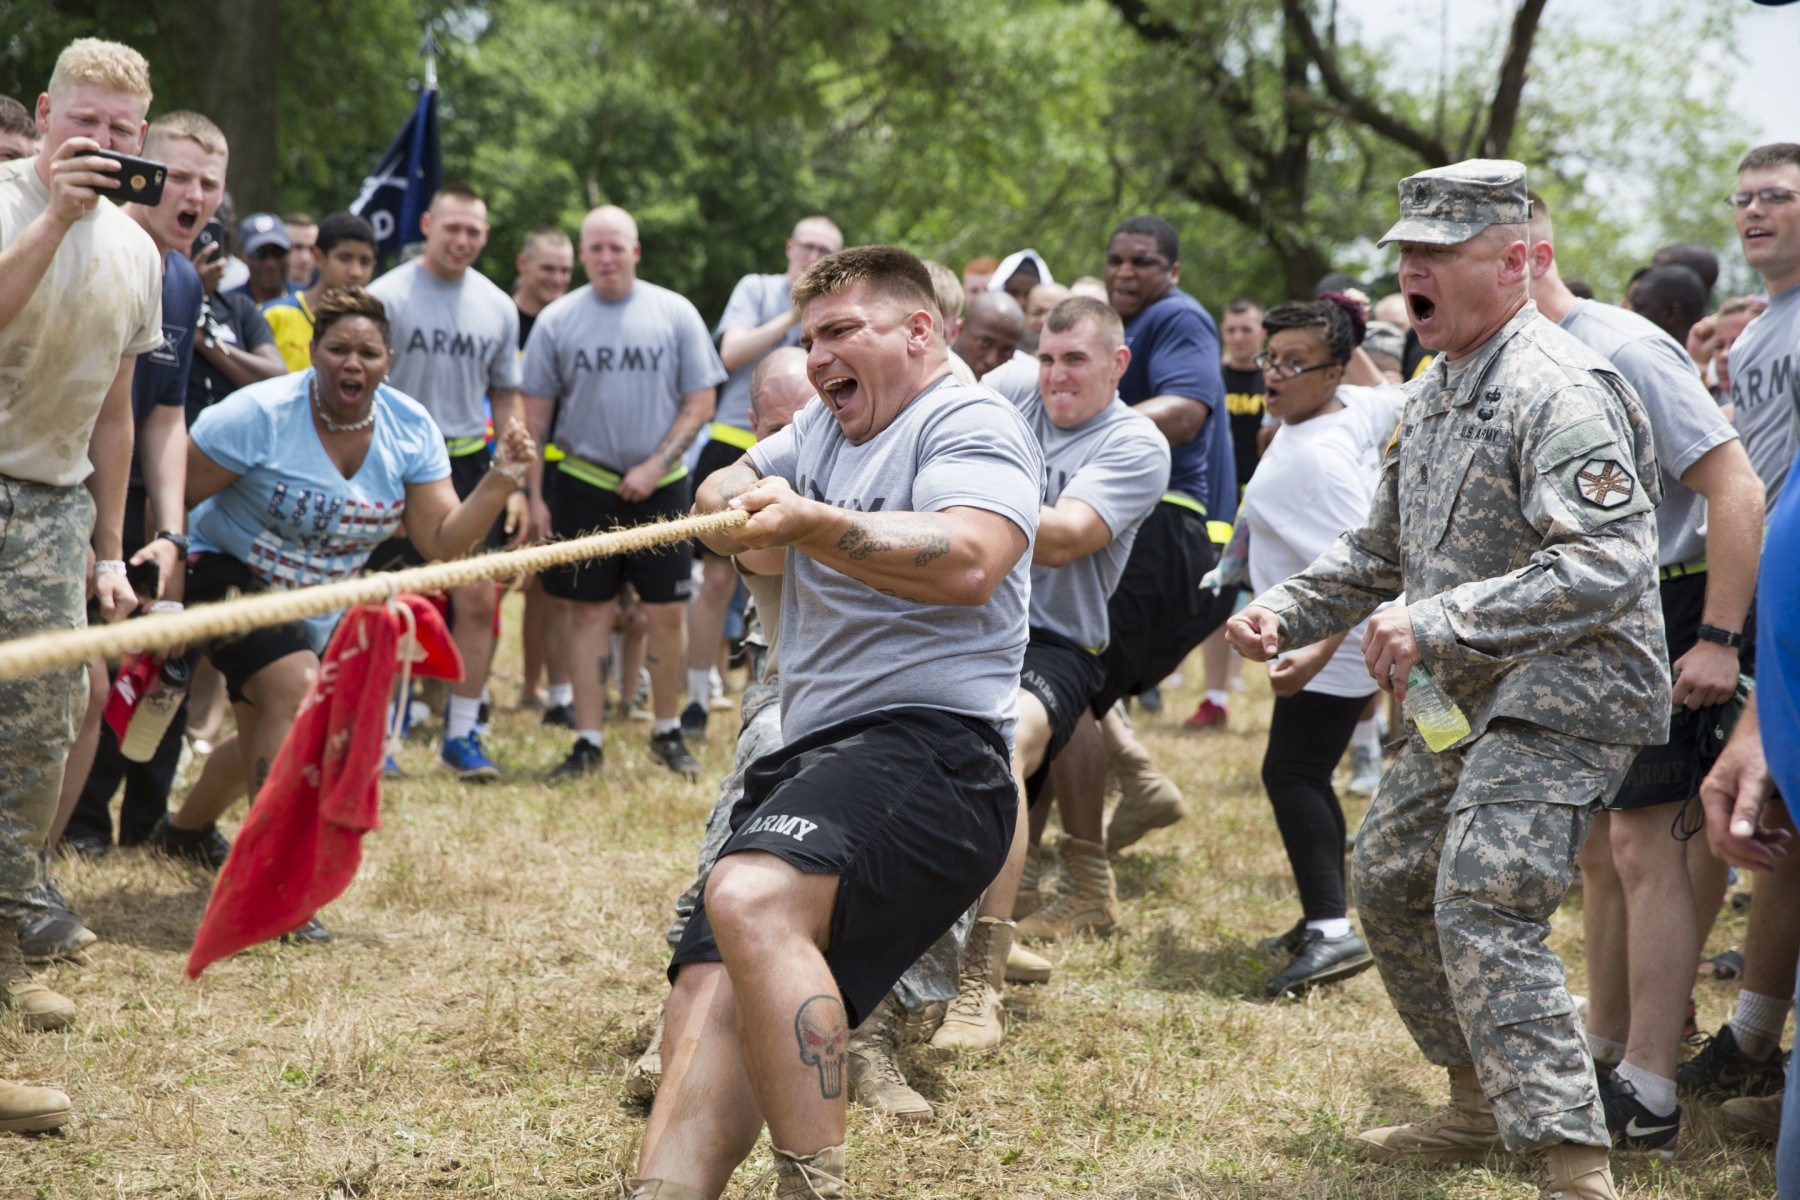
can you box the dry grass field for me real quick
[2,613,1779,1198]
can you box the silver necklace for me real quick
[312,374,376,433]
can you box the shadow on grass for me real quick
[1118,1164,1466,1199]
[1135,923,1265,997]
[1112,852,1178,902]
[77,876,212,952]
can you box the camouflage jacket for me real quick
[1256,302,1670,747]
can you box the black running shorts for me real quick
[1090,500,1236,715]
[186,554,314,704]
[668,705,1017,1026]
[1019,629,1107,799]
[540,464,694,605]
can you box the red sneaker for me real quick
[1184,698,1228,729]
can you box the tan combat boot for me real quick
[847,994,932,1123]
[1013,842,1047,919]
[623,1021,662,1104]
[1104,740,1187,852]
[772,1142,846,1199]
[896,999,944,1046]
[1720,1093,1782,1142]
[0,1078,70,1134]
[1355,1064,1504,1164]
[2,919,74,1032]
[1015,837,1118,941]
[1005,941,1052,984]
[1536,1142,1617,1200]
[623,1180,707,1200]
[928,916,1011,1056]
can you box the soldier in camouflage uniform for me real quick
[1228,161,1669,1200]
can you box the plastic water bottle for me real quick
[1403,664,1470,753]
[121,656,190,762]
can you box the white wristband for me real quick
[94,559,127,576]
[150,601,184,613]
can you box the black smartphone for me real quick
[192,214,225,262]
[126,557,160,601]
[91,150,167,206]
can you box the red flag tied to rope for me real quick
[187,596,462,978]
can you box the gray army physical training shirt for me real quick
[1560,299,1736,568]
[368,262,521,440]
[749,374,1043,745]
[1000,374,1169,650]
[521,281,727,469]
[714,273,795,432]
[1730,282,1800,506]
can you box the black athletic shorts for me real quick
[1090,501,1236,715]
[365,446,508,573]
[693,437,751,560]
[186,554,314,704]
[540,463,693,605]
[668,705,1016,1026]
[1019,628,1107,800]
[1611,571,1756,810]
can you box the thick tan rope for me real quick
[0,509,750,682]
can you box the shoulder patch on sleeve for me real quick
[1574,459,1636,509]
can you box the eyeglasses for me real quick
[1727,187,1799,209]
[1254,353,1336,380]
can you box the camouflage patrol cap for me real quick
[1377,159,1531,247]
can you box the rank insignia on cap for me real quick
[1577,459,1634,508]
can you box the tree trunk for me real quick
[195,0,280,215]
[1276,240,1333,302]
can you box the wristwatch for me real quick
[1695,623,1744,648]
[155,530,190,553]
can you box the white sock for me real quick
[710,666,724,697]
[445,695,481,740]
[1352,717,1381,756]
[653,717,680,736]
[1205,689,1229,708]
[1375,705,1391,736]
[1306,917,1352,939]
[1732,990,1790,1060]
[1586,1032,1625,1067]
[576,729,603,749]
[687,669,712,704]
[610,634,625,684]
[1614,1059,1677,1116]
[547,682,573,707]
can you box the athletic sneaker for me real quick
[1265,928,1374,997]
[1184,698,1228,729]
[145,814,232,871]
[541,702,575,729]
[441,732,501,782]
[1676,1023,1787,1098]
[680,699,708,740]
[551,739,603,780]
[383,754,403,778]
[650,730,701,780]
[1258,919,1307,957]
[1598,1073,1679,1157]
[1135,687,1163,713]
[1345,744,1383,796]
[18,877,97,962]
[280,917,332,945]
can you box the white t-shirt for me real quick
[0,157,163,486]
[1242,383,1401,698]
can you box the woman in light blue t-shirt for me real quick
[155,289,535,933]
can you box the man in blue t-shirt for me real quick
[1091,215,1240,852]
[55,112,223,923]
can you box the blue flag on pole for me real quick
[349,85,440,266]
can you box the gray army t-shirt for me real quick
[1560,299,1736,567]
[1008,384,1169,649]
[368,262,521,440]
[1730,282,1800,506]
[749,374,1043,745]
[713,273,796,431]
[521,281,727,469]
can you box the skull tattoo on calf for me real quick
[793,994,849,1099]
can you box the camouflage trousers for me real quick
[0,479,94,919]
[666,679,968,1010]
[1351,718,1636,1153]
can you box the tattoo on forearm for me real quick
[654,422,701,470]
[835,514,952,566]
[793,994,848,1099]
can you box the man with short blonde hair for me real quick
[0,34,164,1136]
